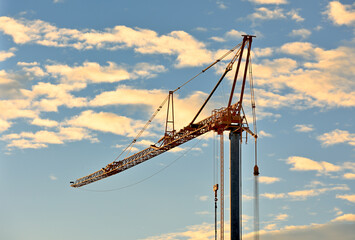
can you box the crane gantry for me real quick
[71,35,259,240]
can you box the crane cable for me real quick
[115,43,243,162]
[249,54,260,240]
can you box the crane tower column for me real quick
[230,130,242,240]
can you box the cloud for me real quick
[0,48,16,62]
[0,17,213,67]
[325,1,355,26]
[46,61,131,83]
[30,118,59,127]
[67,110,145,137]
[317,129,355,147]
[248,0,287,4]
[0,70,15,85]
[258,130,272,138]
[343,173,355,179]
[331,213,355,222]
[216,0,227,9]
[288,185,349,200]
[142,215,355,240]
[262,182,349,201]
[261,193,286,199]
[17,61,39,66]
[294,124,314,132]
[286,156,342,173]
[253,42,355,108]
[275,213,288,221]
[336,194,355,203]
[2,126,96,149]
[259,176,280,184]
[289,29,311,39]
[250,7,286,20]
[22,81,88,112]
[286,9,304,22]
[199,195,209,201]
[49,174,57,180]
[90,85,207,131]
[0,99,37,120]
[0,119,11,132]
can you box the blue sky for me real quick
[0,0,354,239]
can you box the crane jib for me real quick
[71,102,252,188]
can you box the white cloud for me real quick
[343,173,355,179]
[0,48,16,62]
[46,61,131,83]
[336,194,355,203]
[331,213,355,222]
[199,195,209,201]
[142,215,355,240]
[275,213,288,221]
[254,42,355,108]
[261,193,286,199]
[258,130,272,138]
[90,85,207,131]
[250,7,286,20]
[2,126,96,149]
[289,29,311,39]
[317,129,355,147]
[49,174,57,180]
[253,47,273,57]
[0,119,11,132]
[216,0,227,9]
[286,156,342,173]
[210,36,225,42]
[325,1,355,26]
[0,70,15,85]
[67,110,145,137]
[288,185,349,200]
[248,0,287,4]
[259,176,280,184]
[294,124,314,132]
[195,211,210,215]
[225,29,246,40]
[287,9,304,22]
[17,61,39,66]
[0,17,213,67]
[30,118,59,127]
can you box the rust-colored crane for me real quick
[71,35,258,240]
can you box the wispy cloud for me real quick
[294,124,314,132]
[49,174,57,180]
[289,29,311,39]
[248,0,287,4]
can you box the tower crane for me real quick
[71,35,259,240]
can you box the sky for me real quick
[0,0,354,239]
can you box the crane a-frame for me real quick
[71,35,258,240]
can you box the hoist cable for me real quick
[249,55,260,240]
[172,43,242,93]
